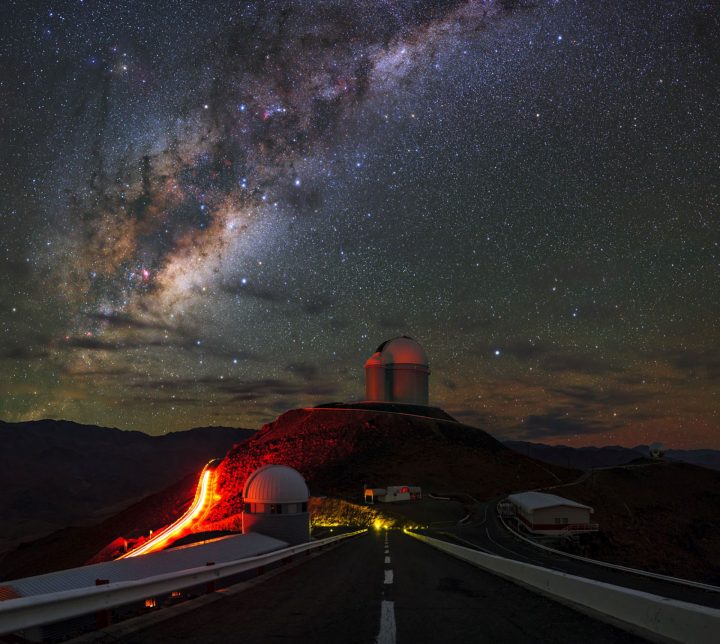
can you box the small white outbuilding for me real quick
[364,485,422,504]
[507,491,597,535]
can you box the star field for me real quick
[1,1,719,447]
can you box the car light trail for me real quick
[120,460,218,558]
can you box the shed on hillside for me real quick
[507,491,597,535]
[364,485,421,504]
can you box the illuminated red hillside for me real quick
[204,406,574,526]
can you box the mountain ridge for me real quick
[504,440,720,471]
[0,419,255,553]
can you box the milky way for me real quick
[1,1,719,447]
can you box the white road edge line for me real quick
[384,570,394,585]
[375,600,396,644]
[385,556,391,564]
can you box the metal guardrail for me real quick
[0,529,367,636]
[405,530,720,644]
[496,501,720,593]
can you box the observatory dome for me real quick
[242,464,309,545]
[376,336,429,366]
[649,442,666,459]
[243,464,309,504]
[364,336,430,406]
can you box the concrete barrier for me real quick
[0,529,366,636]
[406,530,720,644]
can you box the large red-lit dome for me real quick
[364,336,430,405]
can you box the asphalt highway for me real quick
[108,530,647,644]
[440,500,720,609]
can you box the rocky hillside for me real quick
[548,461,720,584]
[205,407,575,525]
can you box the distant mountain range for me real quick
[504,440,720,472]
[0,419,254,553]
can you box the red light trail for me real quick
[120,460,218,559]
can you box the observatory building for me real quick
[649,442,666,459]
[506,492,598,536]
[242,464,310,545]
[364,336,430,406]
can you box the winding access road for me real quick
[437,499,720,609]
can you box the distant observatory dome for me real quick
[649,442,666,459]
[365,336,430,406]
[242,464,310,545]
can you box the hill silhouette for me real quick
[0,472,197,580]
[546,461,720,583]
[505,440,720,471]
[0,419,254,554]
[205,407,575,525]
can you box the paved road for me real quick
[388,530,644,644]
[440,500,720,609]
[107,531,647,644]
[110,532,384,644]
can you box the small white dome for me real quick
[377,336,428,367]
[243,464,309,504]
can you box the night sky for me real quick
[1,1,718,447]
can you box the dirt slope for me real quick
[549,461,720,584]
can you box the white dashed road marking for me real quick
[375,531,396,643]
[375,600,396,644]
